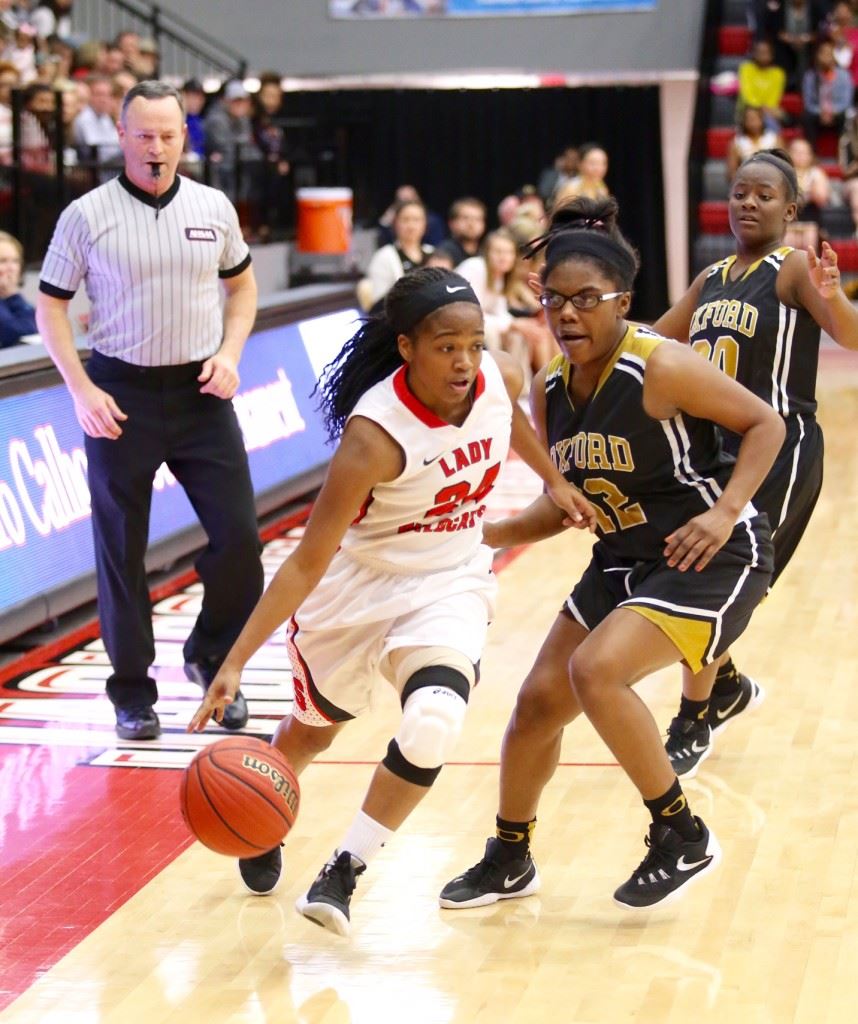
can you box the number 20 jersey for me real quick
[544,323,755,563]
[339,351,512,574]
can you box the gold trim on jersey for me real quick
[622,603,714,673]
[545,323,667,406]
[719,245,793,284]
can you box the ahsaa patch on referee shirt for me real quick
[185,227,217,241]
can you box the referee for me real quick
[37,81,264,741]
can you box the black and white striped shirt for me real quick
[39,173,252,366]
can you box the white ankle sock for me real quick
[336,810,394,867]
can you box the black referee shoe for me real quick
[184,659,249,730]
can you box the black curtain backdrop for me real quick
[282,86,667,320]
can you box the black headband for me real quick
[743,153,798,196]
[544,231,637,285]
[390,273,481,335]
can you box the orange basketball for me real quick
[180,736,300,858]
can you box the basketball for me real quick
[180,737,300,858]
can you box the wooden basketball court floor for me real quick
[1,349,858,1024]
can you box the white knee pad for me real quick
[395,684,468,770]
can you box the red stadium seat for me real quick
[707,127,735,159]
[782,93,803,117]
[698,201,731,234]
[829,239,858,271]
[718,25,751,56]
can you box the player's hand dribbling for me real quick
[72,381,128,439]
[663,506,735,572]
[187,665,241,732]
[198,352,240,399]
[807,241,840,301]
[545,479,598,532]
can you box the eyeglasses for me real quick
[538,289,625,311]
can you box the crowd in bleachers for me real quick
[354,143,617,389]
[704,0,858,270]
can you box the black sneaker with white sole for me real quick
[296,850,366,936]
[239,845,282,895]
[438,837,541,909]
[613,816,721,910]
[665,716,713,779]
[707,674,765,735]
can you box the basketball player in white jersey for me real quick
[188,267,596,936]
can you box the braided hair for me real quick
[524,195,640,291]
[316,267,479,440]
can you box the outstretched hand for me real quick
[187,665,241,732]
[545,479,598,532]
[807,241,841,301]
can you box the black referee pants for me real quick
[85,352,264,710]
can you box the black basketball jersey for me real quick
[690,246,820,454]
[545,323,752,562]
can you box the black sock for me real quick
[496,815,535,859]
[678,695,709,723]
[644,779,699,841]
[713,657,741,697]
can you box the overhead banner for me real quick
[330,0,656,18]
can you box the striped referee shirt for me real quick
[39,173,252,366]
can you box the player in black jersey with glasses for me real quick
[439,196,785,910]
[652,148,858,779]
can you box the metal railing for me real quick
[71,0,248,82]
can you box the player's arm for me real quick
[188,416,403,731]
[37,292,128,439]
[483,363,589,549]
[650,268,708,343]
[780,243,858,351]
[492,351,596,531]
[643,341,785,573]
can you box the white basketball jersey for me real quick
[339,352,513,573]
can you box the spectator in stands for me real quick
[72,40,109,78]
[20,81,54,174]
[727,105,784,179]
[552,143,609,206]
[204,80,264,230]
[517,186,546,225]
[0,230,36,347]
[497,193,521,226]
[433,196,486,265]
[837,111,858,233]
[822,2,858,81]
[103,44,125,76]
[29,0,73,40]
[377,184,445,246]
[3,22,37,84]
[114,30,140,72]
[252,72,291,240]
[73,73,121,169]
[46,34,75,80]
[133,38,159,80]
[537,144,579,205]
[801,38,854,145]
[182,77,206,160]
[761,0,823,88]
[33,52,62,86]
[361,198,432,308]
[112,69,137,102]
[785,135,832,248]
[737,37,788,130]
[456,228,518,354]
[0,59,20,163]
